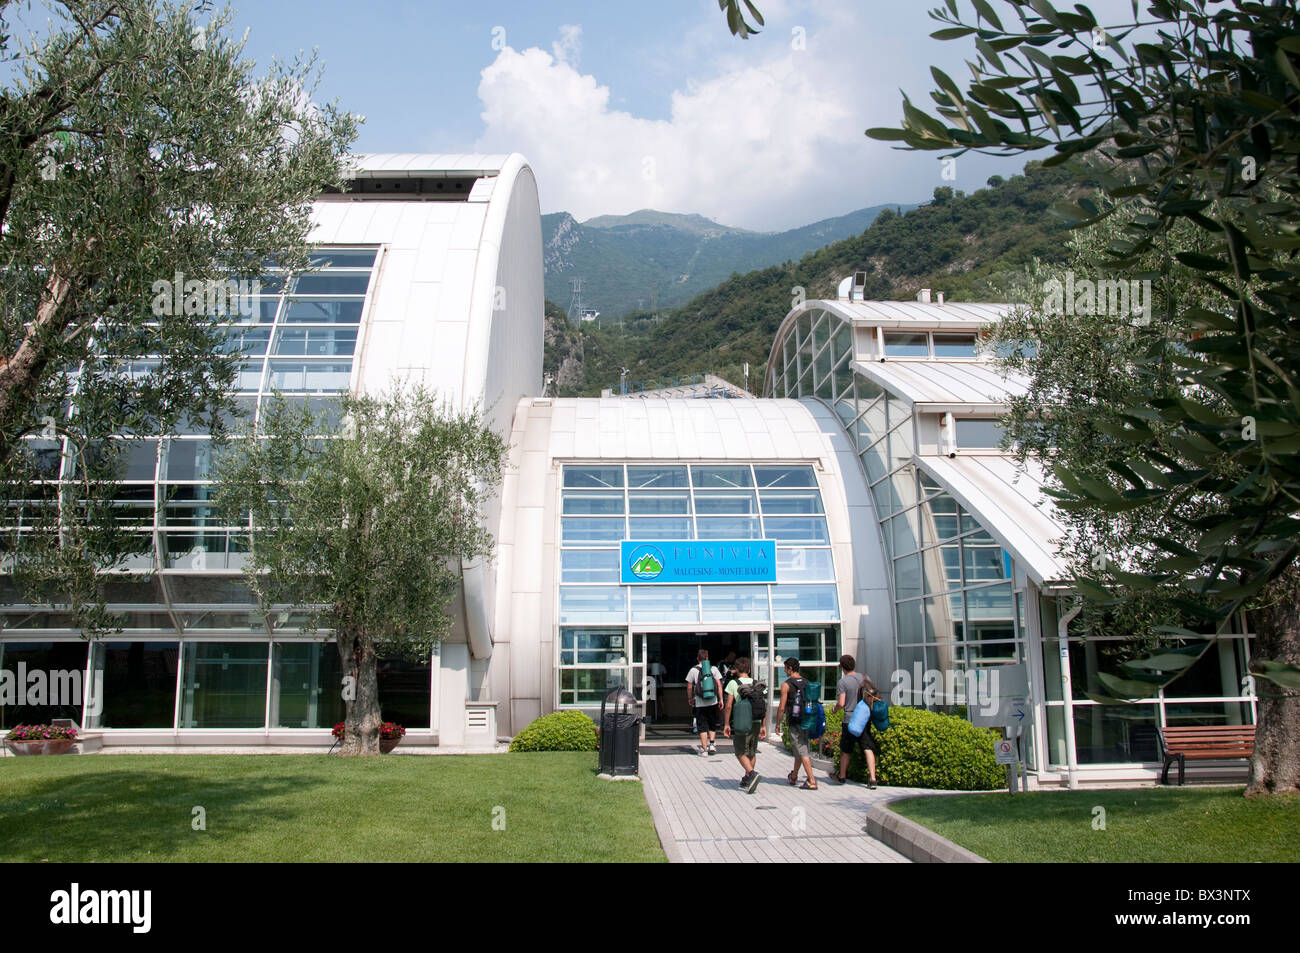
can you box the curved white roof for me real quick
[822,299,1010,327]
[349,153,512,175]
[853,359,1029,407]
[916,454,1069,586]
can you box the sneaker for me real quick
[738,772,751,788]
[868,779,877,789]
[707,743,716,755]
[745,772,761,794]
[699,747,709,757]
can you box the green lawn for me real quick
[889,787,1300,863]
[0,752,665,862]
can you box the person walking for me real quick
[685,649,723,756]
[777,658,817,789]
[833,654,879,788]
[722,656,766,793]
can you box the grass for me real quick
[888,786,1300,863]
[0,752,665,862]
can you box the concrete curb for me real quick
[865,802,989,863]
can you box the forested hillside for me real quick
[542,161,1090,396]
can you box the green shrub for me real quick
[508,710,599,752]
[784,705,1003,791]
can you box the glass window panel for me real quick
[776,547,835,582]
[691,465,753,488]
[273,642,344,728]
[563,466,624,489]
[883,332,929,357]
[932,334,978,358]
[966,583,1013,620]
[308,249,377,269]
[895,553,922,601]
[629,586,699,623]
[561,517,626,543]
[1072,703,1158,764]
[560,668,625,707]
[888,419,915,465]
[696,516,760,539]
[178,642,268,728]
[272,327,358,357]
[266,360,353,393]
[627,517,693,540]
[773,628,821,663]
[560,549,620,583]
[860,442,889,485]
[833,320,853,363]
[700,586,770,622]
[770,585,839,622]
[162,440,214,481]
[377,652,431,728]
[762,516,829,544]
[963,542,1008,581]
[694,491,757,515]
[626,465,687,488]
[754,465,817,488]
[891,510,920,557]
[282,298,365,323]
[758,490,823,514]
[628,491,689,515]
[560,627,628,665]
[0,641,90,724]
[562,491,625,515]
[559,587,627,624]
[167,576,256,605]
[895,601,924,645]
[923,593,963,644]
[89,641,179,728]
[956,418,1006,448]
[291,273,371,295]
[223,326,272,356]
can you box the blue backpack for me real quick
[847,699,872,737]
[801,680,824,736]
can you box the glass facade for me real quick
[0,248,384,731]
[766,304,1256,768]
[557,463,841,712]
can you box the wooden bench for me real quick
[1157,725,1255,785]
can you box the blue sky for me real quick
[28,1,1146,231]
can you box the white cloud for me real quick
[476,20,870,230]
[552,24,582,68]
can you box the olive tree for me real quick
[213,387,508,755]
[0,0,356,622]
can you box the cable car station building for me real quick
[0,155,1256,785]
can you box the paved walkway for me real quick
[640,739,926,863]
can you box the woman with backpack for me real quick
[777,658,818,790]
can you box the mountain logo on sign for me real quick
[629,546,665,579]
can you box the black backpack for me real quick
[732,680,768,733]
[787,676,809,723]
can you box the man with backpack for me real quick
[722,656,766,793]
[685,649,723,756]
[777,658,818,790]
[833,654,879,789]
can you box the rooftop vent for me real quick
[917,288,932,304]
[836,271,870,301]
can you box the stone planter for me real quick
[5,738,76,756]
[379,737,401,754]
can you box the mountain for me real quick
[542,161,1092,397]
[542,203,915,320]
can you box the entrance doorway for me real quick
[637,630,770,740]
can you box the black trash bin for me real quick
[598,686,640,777]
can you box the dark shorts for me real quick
[841,720,879,756]
[693,705,720,733]
[732,730,758,760]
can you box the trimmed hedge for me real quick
[784,705,1003,791]
[508,710,599,752]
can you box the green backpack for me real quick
[731,681,767,733]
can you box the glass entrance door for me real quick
[634,630,770,736]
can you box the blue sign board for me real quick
[620,540,777,585]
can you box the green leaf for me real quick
[1251,661,1300,691]
[1096,672,1161,699]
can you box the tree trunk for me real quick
[1245,566,1300,796]
[338,631,381,755]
